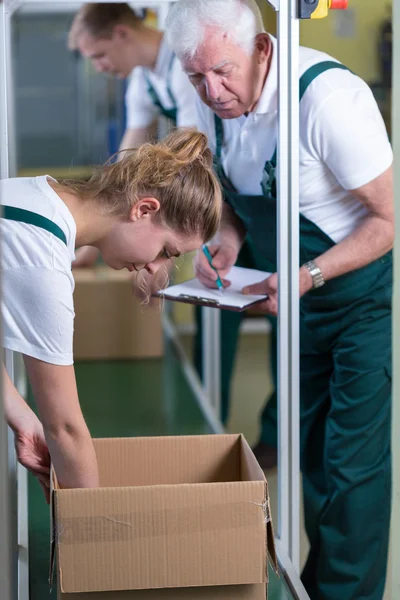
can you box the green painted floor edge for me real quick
[28,353,294,599]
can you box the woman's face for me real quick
[98,198,203,275]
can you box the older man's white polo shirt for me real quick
[195,35,393,244]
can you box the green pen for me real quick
[202,245,224,292]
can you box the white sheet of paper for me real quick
[158,266,271,309]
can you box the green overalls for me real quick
[143,54,178,125]
[211,61,392,600]
[194,241,277,428]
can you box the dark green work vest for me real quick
[213,60,392,310]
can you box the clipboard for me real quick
[156,266,270,313]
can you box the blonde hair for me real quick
[61,129,222,244]
[68,3,141,50]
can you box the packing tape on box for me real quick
[248,500,271,524]
[55,500,269,545]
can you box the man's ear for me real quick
[254,33,271,64]
[113,24,132,41]
[129,197,161,222]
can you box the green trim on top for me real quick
[2,205,67,246]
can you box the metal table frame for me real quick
[0,0,310,597]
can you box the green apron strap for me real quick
[2,205,67,246]
[145,76,161,110]
[270,148,277,169]
[299,60,351,101]
[214,114,223,160]
[144,54,177,119]
[269,60,351,168]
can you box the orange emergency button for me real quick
[329,0,348,8]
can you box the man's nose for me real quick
[205,73,222,101]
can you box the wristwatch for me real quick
[304,260,325,289]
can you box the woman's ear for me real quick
[129,197,161,222]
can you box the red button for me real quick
[330,0,348,8]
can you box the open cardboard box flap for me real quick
[50,434,278,594]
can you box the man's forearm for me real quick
[309,166,394,288]
[312,214,394,286]
[119,122,158,155]
[218,202,247,250]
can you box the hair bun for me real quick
[160,128,212,167]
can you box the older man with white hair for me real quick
[166,1,394,599]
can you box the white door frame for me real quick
[391,0,400,597]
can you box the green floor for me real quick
[28,343,295,599]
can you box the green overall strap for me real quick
[144,53,177,114]
[1,205,67,246]
[269,60,351,166]
[300,60,350,98]
[213,114,240,194]
[215,115,223,161]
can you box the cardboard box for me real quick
[72,267,163,360]
[52,434,277,598]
